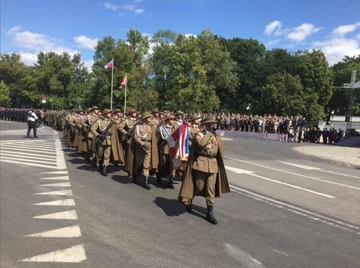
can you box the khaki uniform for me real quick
[90,117,112,165]
[189,124,200,144]
[66,114,75,147]
[192,130,219,206]
[157,124,176,178]
[81,113,99,158]
[133,123,153,176]
[118,117,137,161]
[150,117,160,128]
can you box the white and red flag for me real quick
[104,59,114,69]
[119,74,127,88]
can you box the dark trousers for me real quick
[27,121,37,138]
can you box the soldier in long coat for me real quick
[80,106,99,165]
[128,112,159,190]
[90,109,114,176]
[178,116,230,225]
[119,109,138,169]
[110,108,125,165]
[156,114,177,189]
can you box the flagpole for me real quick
[124,73,127,115]
[110,58,114,110]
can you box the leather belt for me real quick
[199,153,217,159]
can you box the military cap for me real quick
[189,114,201,122]
[102,109,112,115]
[113,108,121,113]
[127,108,137,115]
[165,114,175,121]
[151,108,159,114]
[86,108,91,113]
[91,106,99,111]
[76,109,82,113]
[158,111,165,115]
[201,116,216,125]
[175,110,184,115]
[140,111,152,120]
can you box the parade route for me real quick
[1,121,360,268]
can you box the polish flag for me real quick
[104,59,114,69]
[119,74,127,88]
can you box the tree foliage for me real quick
[1,28,359,122]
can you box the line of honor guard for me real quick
[60,106,230,225]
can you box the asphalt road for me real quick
[1,121,360,268]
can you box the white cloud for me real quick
[264,21,282,36]
[122,4,136,11]
[83,59,94,72]
[74,35,99,50]
[286,23,322,41]
[19,52,38,66]
[6,26,22,35]
[134,8,145,14]
[104,2,119,11]
[356,33,360,40]
[184,34,197,38]
[312,37,360,65]
[332,22,360,36]
[264,40,280,48]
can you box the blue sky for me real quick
[1,0,360,68]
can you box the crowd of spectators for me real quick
[213,113,345,144]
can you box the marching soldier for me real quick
[65,109,76,147]
[82,106,100,165]
[150,108,160,127]
[110,108,125,165]
[129,111,159,190]
[178,116,230,225]
[156,114,177,189]
[188,114,202,144]
[119,108,138,166]
[174,111,184,127]
[90,109,114,176]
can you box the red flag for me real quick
[120,74,127,88]
[104,59,113,69]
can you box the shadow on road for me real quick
[111,174,133,185]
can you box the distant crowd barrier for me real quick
[216,130,279,141]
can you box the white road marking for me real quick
[26,225,81,238]
[0,150,55,159]
[272,249,288,257]
[226,166,334,198]
[0,152,57,162]
[227,157,360,191]
[277,161,321,170]
[40,176,69,181]
[20,244,86,263]
[55,139,67,169]
[33,210,78,220]
[320,169,360,180]
[230,185,360,235]
[35,190,73,196]
[0,156,57,165]
[224,243,264,268]
[225,166,254,174]
[0,147,56,155]
[0,159,58,169]
[42,171,68,175]
[39,182,71,187]
[34,199,75,206]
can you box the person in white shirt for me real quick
[27,109,39,138]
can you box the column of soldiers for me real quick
[60,106,230,225]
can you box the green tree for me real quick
[0,81,11,107]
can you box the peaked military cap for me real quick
[127,108,137,115]
[151,108,159,114]
[91,106,99,111]
[175,110,184,115]
[189,113,201,122]
[86,108,92,113]
[102,109,112,115]
[165,114,175,121]
[201,116,216,125]
[140,111,152,120]
[113,108,121,113]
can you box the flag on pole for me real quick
[119,74,127,88]
[104,59,114,69]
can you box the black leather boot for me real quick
[86,155,90,164]
[99,162,103,173]
[168,177,175,189]
[132,174,138,184]
[101,165,108,176]
[144,176,151,190]
[206,205,218,225]
[156,174,162,185]
[185,202,192,213]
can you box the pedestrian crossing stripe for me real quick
[0,139,67,170]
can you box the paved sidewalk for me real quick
[294,145,360,168]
